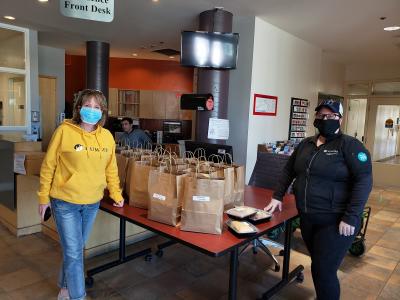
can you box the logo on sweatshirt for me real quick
[74,144,84,152]
[357,152,368,162]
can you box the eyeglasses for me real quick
[315,113,340,120]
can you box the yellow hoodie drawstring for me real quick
[95,129,102,160]
[81,132,90,158]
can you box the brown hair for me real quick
[72,89,108,126]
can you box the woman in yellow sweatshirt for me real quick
[38,89,124,300]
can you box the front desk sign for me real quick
[60,0,114,22]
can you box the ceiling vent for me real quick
[152,48,180,56]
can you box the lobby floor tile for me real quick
[0,186,400,299]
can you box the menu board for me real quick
[288,98,309,143]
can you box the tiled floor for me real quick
[1,187,400,299]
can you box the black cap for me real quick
[315,99,343,116]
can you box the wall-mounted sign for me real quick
[253,94,278,116]
[385,118,394,128]
[208,118,229,140]
[60,0,114,22]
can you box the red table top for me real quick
[101,186,298,257]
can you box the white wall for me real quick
[320,53,345,96]
[38,45,65,115]
[227,16,255,166]
[244,17,322,181]
[345,63,400,81]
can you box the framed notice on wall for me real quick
[288,97,309,143]
[253,94,278,116]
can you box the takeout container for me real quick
[247,209,272,224]
[226,219,258,238]
[225,206,257,220]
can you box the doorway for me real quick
[39,76,57,151]
[365,97,400,188]
[345,98,367,142]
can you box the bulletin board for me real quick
[288,97,309,143]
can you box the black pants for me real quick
[300,213,359,300]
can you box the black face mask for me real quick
[313,119,340,138]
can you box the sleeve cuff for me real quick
[272,192,283,201]
[38,193,50,205]
[109,192,124,203]
[341,214,359,227]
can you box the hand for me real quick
[113,199,124,207]
[39,203,50,221]
[339,221,355,236]
[264,198,282,214]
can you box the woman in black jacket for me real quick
[265,99,372,300]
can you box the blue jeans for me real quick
[51,198,100,300]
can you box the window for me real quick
[345,82,370,96]
[0,24,29,130]
[372,81,400,96]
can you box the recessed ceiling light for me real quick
[38,0,49,2]
[4,16,15,20]
[384,26,400,31]
[169,56,175,59]
[131,53,138,57]
[152,0,159,3]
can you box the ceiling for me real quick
[0,0,399,64]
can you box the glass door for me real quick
[365,98,400,187]
[345,98,367,142]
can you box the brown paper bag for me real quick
[125,156,141,198]
[232,165,245,206]
[181,176,225,235]
[196,160,235,210]
[222,166,235,209]
[115,154,130,190]
[147,170,187,226]
[129,160,156,209]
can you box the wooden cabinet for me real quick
[108,88,119,117]
[152,91,167,119]
[165,92,180,119]
[109,89,192,121]
[118,90,140,117]
[139,90,153,118]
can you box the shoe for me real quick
[57,289,70,300]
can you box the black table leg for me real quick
[228,247,239,300]
[86,217,151,285]
[260,220,304,299]
[155,240,177,257]
[119,217,126,261]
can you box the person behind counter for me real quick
[265,99,372,300]
[119,117,152,148]
[38,89,124,300]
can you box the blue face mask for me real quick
[80,107,102,125]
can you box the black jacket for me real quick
[273,132,372,226]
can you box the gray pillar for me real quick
[86,41,110,101]
[195,9,233,144]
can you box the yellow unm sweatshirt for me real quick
[38,120,123,205]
